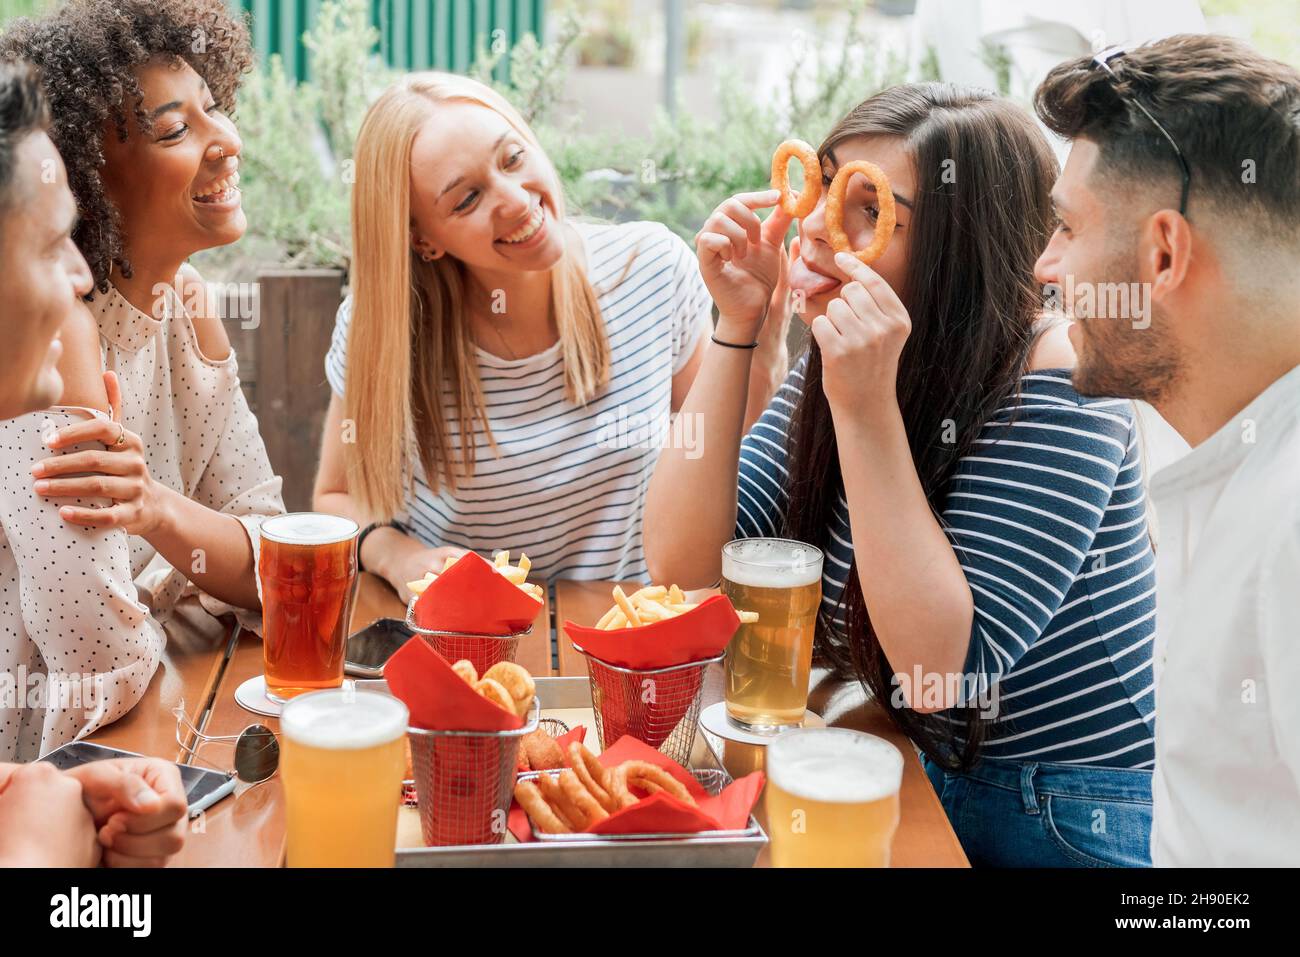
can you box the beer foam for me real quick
[767,730,903,803]
[722,538,822,588]
[261,512,358,546]
[280,689,409,750]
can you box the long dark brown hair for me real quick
[783,84,1058,771]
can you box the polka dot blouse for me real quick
[0,278,284,760]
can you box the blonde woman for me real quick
[314,73,788,598]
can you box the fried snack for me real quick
[514,779,570,834]
[521,729,566,771]
[535,770,583,831]
[608,761,696,809]
[558,768,609,827]
[474,677,516,714]
[451,659,478,685]
[483,661,536,718]
[770,139,821,219]
[567,742,616,813]
[406,550,544,602]
[825,159,896,265]
[594,583,760,629]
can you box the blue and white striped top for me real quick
[326,220,710,581]
[736,358,1156,769]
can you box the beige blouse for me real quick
[0,280,283,760]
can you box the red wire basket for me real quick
[405,597,531,676]
[571,644,722,766]
[406,701,540,846]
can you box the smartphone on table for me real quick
[40,741,236,817]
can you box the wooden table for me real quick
[87,574,966,866]
[553,579,970,868]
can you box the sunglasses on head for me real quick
[1091,45,1192,218]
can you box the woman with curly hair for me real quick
[0,1,284,657]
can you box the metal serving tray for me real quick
[374,676,768,868]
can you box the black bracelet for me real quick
[710,333,759,350]
[356,520,406,573]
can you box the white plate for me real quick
[233,675,283,717]
[698,700,823,746]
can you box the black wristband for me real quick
[356,520,406,573]
[710,333,760,350]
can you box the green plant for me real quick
[198,0,911,278]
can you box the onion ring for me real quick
[770,139,821,219]
[608,760,696,809]
[825,159,896,264]
[514,779,570,834]
[482,661,535,717]
[558,768,608,827]
[451,659,478,685]
[474,677,516,714]
[535,771,582,831]
[567,743,616,812]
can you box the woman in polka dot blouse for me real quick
[0,2,285,760]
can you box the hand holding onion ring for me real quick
[767,139,897,264]
[770,139,821,219]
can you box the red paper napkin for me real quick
[562,593,740,669]
[507,735,764,841]
[385,634,523,732]
[412,551,542,635]
[563,594,742,749]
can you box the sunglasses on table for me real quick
[174,700,280,784]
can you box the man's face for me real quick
[1034,139,1182,401]
[0,130,94,419]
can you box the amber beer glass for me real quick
[280,689,409,867]
[721,538,823,731]
[765,728,904,867]
[259,513,359,702]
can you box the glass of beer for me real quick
[259,512,359,702]
[721,538,823,732]
[765,728,904,867]
[280,688,409,867]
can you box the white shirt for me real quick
[1150,362,1300,866]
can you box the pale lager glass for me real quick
[721,538,822,732]
[765,728,904,867]
[280,689,408,867]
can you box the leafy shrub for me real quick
[197,0,907,279]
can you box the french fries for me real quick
[593,583,759,629]
[406,550,545,602]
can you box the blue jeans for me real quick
[922,756,1152,867]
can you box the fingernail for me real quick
[33,480,49,495]
[133,787,160,810]
[834,251,857,266]
[30,462,43,476]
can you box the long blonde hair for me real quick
[344,72,610,520]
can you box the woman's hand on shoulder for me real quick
[34,371,168,536]
[695,190,792,343]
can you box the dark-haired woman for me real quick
[0,1,283,646]
[645,83,1156,867]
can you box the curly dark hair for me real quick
[0,0,252,291]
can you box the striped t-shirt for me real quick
[325,220,711,582]
[737,357,1156,769]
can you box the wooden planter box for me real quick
[226,268,345,513]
